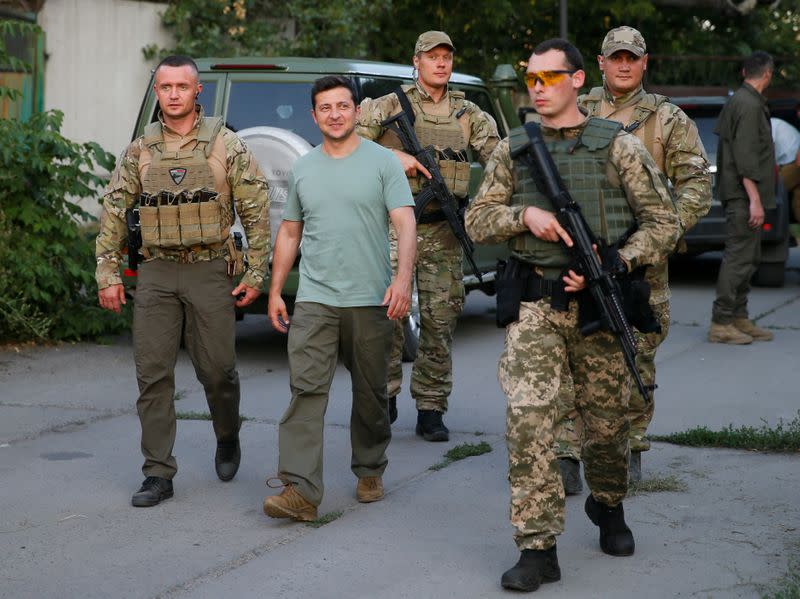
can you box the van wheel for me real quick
[401,284,420,363]
[752,261,786,287]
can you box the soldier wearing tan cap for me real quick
[357,31,499,442]
[552,26,711,490]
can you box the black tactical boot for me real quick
[629,451,642,483]
[215,438,241,482]
[584,494,635,556]
[416,409,449,442]
[388,396,398,424]
[558,458,583,495]
[501,546,561,592]
[131,476,173,507]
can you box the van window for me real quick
[197,80,217,116]
[458,88,506,138]
[358,76,412,102]
[227,81,320,145]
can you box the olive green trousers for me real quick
[278,302,393,506]
[712,198,762,324]
[133,258,240,479]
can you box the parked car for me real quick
[674,96,794,287]
[131,57,517,358]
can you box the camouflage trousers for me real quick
[500,299,630,551]
[554,301,670,457]
[388,221,464,412]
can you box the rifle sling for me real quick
[394,86,416,126]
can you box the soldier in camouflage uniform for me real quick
[96,55,270,507]
[356,31,499,441]
[554,26,712,488]
[465,39,679,592]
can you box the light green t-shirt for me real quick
[284,138,413,307]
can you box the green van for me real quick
[131,57,517,357]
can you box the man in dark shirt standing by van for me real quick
[709,51,776,345]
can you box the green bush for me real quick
[0,109,131,342]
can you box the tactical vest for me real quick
[508,118,634,277]
[139,117,229,251]
[583,88,669,172]
[379,87,471,198]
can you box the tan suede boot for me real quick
[733,318,774,341]
[263,481,317,522]
[708,323,753,345]
[356,476,384,503]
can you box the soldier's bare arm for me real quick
[267,219,303,333]
[383,206,416,320]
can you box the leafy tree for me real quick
[146,0,798,89]
[0,19,129,342]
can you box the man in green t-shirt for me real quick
[263,75,416,522]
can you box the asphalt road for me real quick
[1,250,799,598]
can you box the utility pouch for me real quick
[157,191,181,247]
[576,291,603,337]
[225,232,245,276]
[179,189,202,247]
[139,192,160,247]
[197,189,223,244]
[620,266,661,334]
[495,258,525,328]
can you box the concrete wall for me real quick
[39,0,171,157]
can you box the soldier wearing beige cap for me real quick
[357,31,499,442]
[552,26,711,490]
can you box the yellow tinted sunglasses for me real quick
[525,70,577,88]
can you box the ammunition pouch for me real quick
[225,231,246,277]
[139,188,224,250]
[409,156,471,198]
[495,256,571,328]
[598,239,661,335]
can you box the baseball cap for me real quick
[415,31,455,54]
[601,26,646,58]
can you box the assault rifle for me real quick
[125,204,142,272]
[509,122,651,403]
[380,95,481,282]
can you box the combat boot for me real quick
[500,545,561,592]
[732,318,774,341]
[416,409,449,442]
[356,476,384,503]
[708,322,752,345]
[215,438,241,482]
[263,479,317,522]
[585,495,635,556]
[629,451,642,483]
[131,476,173,507]
[388,396,398,424]
[558,458,583,495]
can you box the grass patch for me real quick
[173,389,186,402]
[429,441,492,471]
[627,474,688,497]
[762,559,800,599]
[651,413,800,452]
[306,510,343,529]
[175,411,251,422]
